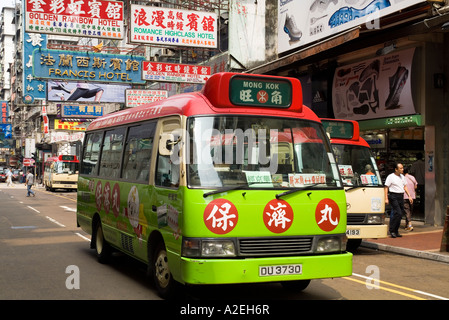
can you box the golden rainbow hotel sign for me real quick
[32,49,145,84]
[25,0,124,40]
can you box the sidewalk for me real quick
[361,219,449,264]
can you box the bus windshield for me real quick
[53,161,79,174]
[332,144,382,187]
[187,116,341,189]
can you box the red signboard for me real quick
[142,61,211,84]
[25,0,124,39]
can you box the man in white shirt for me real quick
[384,163,412,238]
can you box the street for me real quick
[1,182,448,302]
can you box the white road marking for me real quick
[45,216,66,227]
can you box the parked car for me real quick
[0,170,6,182]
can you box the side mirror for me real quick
[159,133,177,156]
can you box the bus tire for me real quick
[347,239,362,252]
[93,221,111,264]
[152,241,178,299]
[281,279,311,292]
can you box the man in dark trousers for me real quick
[384,163,412,238]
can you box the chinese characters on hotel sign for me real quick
[130,5,217,48]
[142,61,211,84]
[33,49,145,84]
[25,0,124,39]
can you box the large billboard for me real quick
[47,81,131,102]
[278,0,425,54]
[25,0,124,39]
[33,49,145,84]
[332,48,416,121]
[130,5,217,48]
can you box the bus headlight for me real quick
[367,214,384,224]
[316,236,347,253]
[182,238,236,257]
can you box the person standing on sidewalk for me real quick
[403,166,417,231]
[25,169,35,197]
[384,163,412,238]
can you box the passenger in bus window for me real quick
[365,164,375,175]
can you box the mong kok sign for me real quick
[32,49,145,84]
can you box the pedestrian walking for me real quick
[403,167,417,231]
[25,169,35,197]
[384,163,412,238]
[5,168,13,187]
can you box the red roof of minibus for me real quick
[321,118,370,148]
[87,73,321,131]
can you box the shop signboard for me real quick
[23,32,47,101]
[278,0,425,54]
[332,48,416,121]
[130,4,217,48]
[33,49,145,84]
[59,104,103,118]
[142,61,211,83]
[358,115,422,131]
[125,89,168,108]
[24,0,124,40]
[1,101,9,124]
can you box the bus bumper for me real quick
[346,224,388,239]
[180,252,352,285]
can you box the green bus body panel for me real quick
[77,175,351,284]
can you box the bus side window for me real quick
[81,132,103,175]
[99,128,125,179]
[121,122,156,182]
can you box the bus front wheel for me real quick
[94,221,111,264]
[281,279,311,292]
[152,242,178,299]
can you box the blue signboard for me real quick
[61,104,104,118]
[24,32,47,101]
[32,49,145,84]
[0,124,12,139]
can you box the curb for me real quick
[361,240,449,264]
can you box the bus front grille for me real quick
[238,237,313,256]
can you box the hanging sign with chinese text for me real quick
[130,5,217,48]
[24,32,47,101]
[125,89,168,108]
[142,61,211,84]
[32,49,145,84]
[25,0,124,39]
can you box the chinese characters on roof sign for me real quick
[142,61,211,84]
[130,5,217,48]
[33,49,145,84]
[25,0,124,39]
[322,120,354,140]
[229,76,293,108]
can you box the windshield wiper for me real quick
[203,182,267,198]
[275,183,322,199]
[203,184,250,198]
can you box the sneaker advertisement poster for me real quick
[278,0,425,54]
[332,47,415,120]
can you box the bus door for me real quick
[152,116,184,276]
